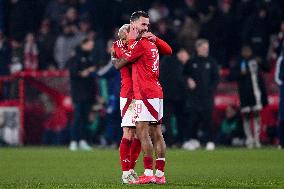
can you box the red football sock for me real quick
[143,156,153,170]
[155,159,165,172]
[119,138,131,171]
[129,138,141,169]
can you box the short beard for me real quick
[136,33,143,40]
[137,30,146,40]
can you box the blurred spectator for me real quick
[154,19,174,45]
[0,0,5,32]
[23,33,38,71]
[8,0,44,41]
[68,38,96,151]
[77,17,92,40]
[0,31,12,102]
[77,0,93,17]
[10,40,23,74]
[91,32,107,67]
[183,39,219,150]
[160,48,188,146]
[96,39,121,146]
[235,0,255,27]
[216,104,243,146]
[229,45,270,148]
[234,0,255,53]
[54,24,81,69]
[264,0,283,34]
[182,0,198,18]
[242,5,270,60]
[177,15,200,54]
[61,7,79,28]
[199,0,235,67]
[0,31,11,76]
[270,20,284,64]
[275,45,284,149]
[9,39,22,100]
[45,0,68,27]
[38,19,56,70]
[148,1,169,23]
[41,94,68,145]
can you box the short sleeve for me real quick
[113,42,126,59]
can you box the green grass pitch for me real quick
[0,147,284,188]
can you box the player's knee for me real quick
[122,127,135,140]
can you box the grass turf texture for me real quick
[0,148,284,189]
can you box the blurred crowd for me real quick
[0,0,284,148]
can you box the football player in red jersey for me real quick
[113,22,172,184]
[112,24,140,184]
[113,11,172,184]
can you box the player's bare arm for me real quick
[112,57,130,69]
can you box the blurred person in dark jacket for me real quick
[177,15,200,54]
[54,23,82,69]
[216,104,244,146]
[0,31,11,76]
[8,0,43,41]
[38,19,57,70]
[270,20,284,65]
[68,38,96,151]
[160,48,188,146]
[183,39,219,150]
[0,0,5,32]
[61,7,79,29]
[275,46,284,149]
[242,5,270,60]
[96,39,121,146]
[0,31,11,100]
[229,45,270,148]
[199,0,235,67]
[45,0,68,27]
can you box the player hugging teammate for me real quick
[112,11,172,184]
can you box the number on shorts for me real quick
[136,103,142,114]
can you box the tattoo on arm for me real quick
[112,58,129,69]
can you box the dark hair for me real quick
[130,11,149,22]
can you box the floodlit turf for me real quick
[0,147,284,189]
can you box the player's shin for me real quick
[136,122,154,176]
[129,138,141,170]
[119,138,131,174]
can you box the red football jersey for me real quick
[112,39,133,98]
[123,38,163,99]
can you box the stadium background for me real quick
[1,0,284,188]
[0,0,283,146]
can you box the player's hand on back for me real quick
[128,24,139,40]
[142,32,157,42]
